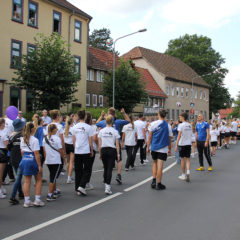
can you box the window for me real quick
[181,87,184,97]
[171,86,175,96]
[148,97,153,107]
[74,20,82,42]
[27,43,36,55]
[176,87,180,97]
[195,89,198,99]
[53,11,61,33]
[12,0,23,22]
[186,88,189,97]
[101,72,104,82]
[172,109,175,121]
[166,85,170,96]
[11,40,22,68]
[191,88,194,98]
[96,71,102,82]
[87,69,94,81]
[204,111,207,120]
[86,94,90,106]
[203,91,206,100]
[166,109,170,120]
[200,90,203,99]
[92,94,97,107]
[28,1,38,27]
[176,109,180,120]
[99,95,103,107]
[158,98,163,107]
[26,91,34,112]
[10,87,21,109]
[74,56,81,74]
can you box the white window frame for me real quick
[166,85,170,96]
[200,90,203,99]
[86,94,90,106]
[171,86,175,96]
[87,69,94,81]
[195,89,198,99]
[96,70,101,82]
[186,88,189,98]
[99,95,103,107]
[181,87,184,97]
[100,71,104,82]
[92,94,97,107]
[176,87,180,97]
[203,91,206,100]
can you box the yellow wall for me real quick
[0,0,90,115]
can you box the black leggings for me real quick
[197,141,212,167]
[125,146,135,168]
[101,147,116,185]
[86,150,96,183]
[47,164,62,183]
[133,139,145,164]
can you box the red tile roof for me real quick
[49,0,92,19]
[219,108,233,119]
[88,47,120,71]
[122,47,210,88]
[136,67,167,98]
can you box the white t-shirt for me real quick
[0,129,8,148]
[231,121,238,132]
[122,123,137,146]
[134,120,146,140]
[20,136,40,152]
[64,126,73,145]
[91,125,98,151]
[4,118,14,137]
[220,125,225,133]
[43,135,62,164]
[42,116,52,125]
[177,122,192,146]
[149,120,173,153]
[225,126,231,133]
[98,127,120,148]
[72,122,93,154]
[210,129,218,142]
[46,122,64,138]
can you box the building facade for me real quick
[0,0,92,116]
[122,47,210,120]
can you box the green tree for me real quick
[165,34,232,114]
[89,28,113,52]
[102,60,148,113]
[231,92,240,118]
[12,33,80,110]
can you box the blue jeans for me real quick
[11,166,23,199]
[174,142,181,164]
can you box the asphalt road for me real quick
[0,142,240,240]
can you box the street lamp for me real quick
[112,28,147,108]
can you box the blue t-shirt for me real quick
[34,126,44,147]
[172,125,178,141]
[96,118,129,136]
[196,121,209,141]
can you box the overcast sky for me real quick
[69,0,240,99]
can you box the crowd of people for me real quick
[0,107,239,207]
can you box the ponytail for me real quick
[23,122,34,144]
[48,124,57,139]
[64,116,73,137]
[129,115,134,129]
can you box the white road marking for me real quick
[124,162,177,192]
[2,193,122,240]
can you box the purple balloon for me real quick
[6,106,19,120]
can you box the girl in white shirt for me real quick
[98,115,120,195]
[19,122,44,208]
[64,117,74,184]
[43,124,64,202]
[191,122,196,158]
[121,116,137,170]
[210,125,219,156]
[224,122,231,148]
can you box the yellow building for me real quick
[0,0,92,116]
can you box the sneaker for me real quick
[0,192,6,199]
[76,191,81,196]
[77,187,87,196]
[1,187,6,195]
[125,168,129,171]
[85,183,94,190]
[53,189,61,198]
[140,162,146,166]
[156,183,166,190]
[208,166,213,171]
[178,175,186,181]
[151,179,156,189]
[116,174,122,184]
[46,194,57,202]
[9,178,15,183]
[186,174,190,182]
[23,201,34,208]
[34,200,45,207]
[196,166,205,171]
[191,153,195,158]
[2,180,10,185]
[130,166,135,170]
[18,194,24,200]
[66,178,74,184]
[9,198,19,205]
[105,184,112,195]
[143,159,149,163]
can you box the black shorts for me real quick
[179,145,191,158]
[211,142,217,147]
[47,164,62,183]
[0,149,8,164]
[151,151,167,161]
[225,133,230,138]
[65,143,74,155]
[231,132,237,137]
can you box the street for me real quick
[0,142,240,240]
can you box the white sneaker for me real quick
[143,159,149,163]
[66,178,74,184]
[191,153,195,158]
[1,187,6,195]
[178,175,186,180]
[0,192,6,199]
[85,183,94,190]
[77,187,87,196]
[105,184,112,195]
[23,201,34,208]
[34,200,45,207]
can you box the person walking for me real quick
[147,109,172,190]
[231,118,238,144]
[195,114,213,171]
[210,125,219,156]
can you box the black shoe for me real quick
[156,183,166,190]
[151,179,156,189]
[46,194,57,202]
[9,198,19,205]
[18,194,24,200]
[116,174,122,184]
